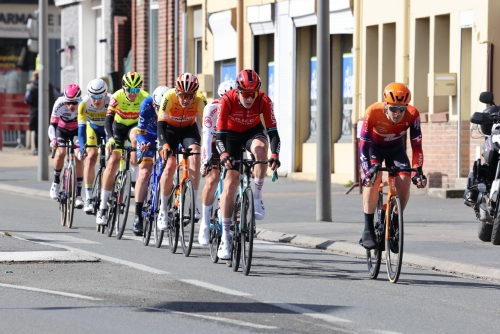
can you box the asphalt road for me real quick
[1,190,500,334]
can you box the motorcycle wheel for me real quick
[491,217,500,245]
[478,221,493,242]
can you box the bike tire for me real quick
[386,195,404,283]
[491,216,500,245]
[478,221,493,242]
[142,178,153,246]
[59,177,66,227]
[106,175,119,237]
[115,170,132,240]
[231,194,242,272]
[209,200,221,263]
[180,179,195,257]
[91,168,104,233]
[153,185,164,248]
[367,191,383,279]
[167,186,180,253]
[241,187,255,276]
[66,164,76,229]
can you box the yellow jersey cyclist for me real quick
[77,78,112,214]
[95,71,150,233]
[157,73,207,231]
[133,85,170,236]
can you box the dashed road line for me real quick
[0,283,102,301]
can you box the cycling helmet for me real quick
[236,69,261,91]
[217,80,236,97]
[383,82,411,105]
[175,73,199,93]
[122,71,143,88]
[64,84,82,102]
[87,78,107,95]
[152,86,170,106]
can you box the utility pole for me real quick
[38,0,49,180]
[316,0,332,221]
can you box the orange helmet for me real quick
[175,73,199,94]
[383,82,411,105]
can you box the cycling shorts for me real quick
[138,132,157,165]
[55,127,80,148]
[165,122,201,154]
[222,122,267,170]
[112,122,137,151]
[370,143,411,176]
[86,123,106,148]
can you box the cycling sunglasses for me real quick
[65,101,78,106]
[238,90,258,99]
[387,105,407,114]
[124,87,140,94]
[177,91,195,100]
[90,94,104,100]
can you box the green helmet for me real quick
[122,71,143,88]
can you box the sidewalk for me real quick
[1,148,499,281]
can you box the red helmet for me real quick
[383,82,411,105]
[175,73,199,93]
[236,69,261,91]
[64,84,82,102]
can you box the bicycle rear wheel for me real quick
[209,198,221,263]
[92,168,104,233]
[115,170,132,240]
[142,178,153,246]
[167,186,180,253]
[366,191,383,279]
[66,165,76,229]
[386,195,404,283]
[241,188,255,275]
[180,179,195,257]
[231,194,242,272]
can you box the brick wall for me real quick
[114,16,131,81]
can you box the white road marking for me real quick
[264,302,352,323]
[0,283,102,301]
[0,250,98,262]
[146,307,277,329]
[17,233,100,244]
[181,279,252,296]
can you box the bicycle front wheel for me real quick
[209,197,221,263]
[241,188,255,275]
[92,168,104,233]
[59,179,66,227]
[180,179,195,257]
[153,184,164,248]
[142,178,153,246]
[367,191,383,279]
[386,195,404,283]
[231,194,242,272]
[167,185,180,253]
[115,170,132,240]
[66,164,76,229]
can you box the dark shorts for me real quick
[112,122,137,149]
[370,144,411,175]
[55,127,80,148]
[221,123,267,170]
[165,123,201,154]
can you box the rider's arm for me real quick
[105,95,119,140]
[201,102,218,161]
[48,99,61,142]
[359,107,374,177]
[136,99,150,147]
[408,108,424,175]
[157,93,172,148]
[77,101,87,149]
[261,94,281,155]
[215,97,230,156]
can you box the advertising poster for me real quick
[268,61,274,101]
[308,56,317,142]
[221,63,236,82]
[341,53,353,141]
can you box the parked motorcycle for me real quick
[464,91,500,244]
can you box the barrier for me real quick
[0,93,30,150]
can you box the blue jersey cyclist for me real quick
[133,86,170,234]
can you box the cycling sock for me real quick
[85,188,92,200]
[77,177,83,196]
[54,169,62,184]
[221,217,231,240]
[161,194,171,212]
[254,178,264,199]
[135,202,143,216]
[100,190,111,210]
[364,213,374,231]
[202,204,213,221]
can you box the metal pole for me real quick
[316,0,331,221]
[38,0,49,181]
[237,0,244,71]
[174,0,179,77]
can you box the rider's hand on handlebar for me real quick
[160,144,172,161]
[50,139,58,150]
[139,142,150,152]
[362,174,373,187]
[220,153,235,170]
[412,174,427,188]
[200,159,210,177]
[268,154,281,171]
[105,138,116,154]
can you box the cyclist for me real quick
[95,72,150,232]
[197,80,236,246]
[157,73,207,231]
[133,85,170,235]
[359,82,427,250]
[77,78,112,213]
[48,84,85,208]
[216,69,281,259]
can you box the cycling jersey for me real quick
[157,89,207,128]
[201,99,220,162]
[136,96,158,163]
[77,93,111,148]
[49,96,79,132]
[106,89,150,127]
[359,102,424,176]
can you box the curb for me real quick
[256,228,500,282]
[0,250,100,263]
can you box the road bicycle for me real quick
[52,138,78,229]
[366,164,423,283]
[154,147,199,256]
[225,151,271,275]
[105,146,134,240]
[140,148,165,246]
[82,137,107,233]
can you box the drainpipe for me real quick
[237,0,244,71]
[175,0,179,77]
[403,0,410,84]
[352,0,362,192]
[182,0,187,73]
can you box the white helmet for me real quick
[217,80,236,98]
[87,78,107,95]
[152,86,170,106]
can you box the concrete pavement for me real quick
[1,147,499,282]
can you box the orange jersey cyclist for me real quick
[359,82,427,250]
[215,69,281,260]
[156,73,207,231]
[95,71,150,234]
